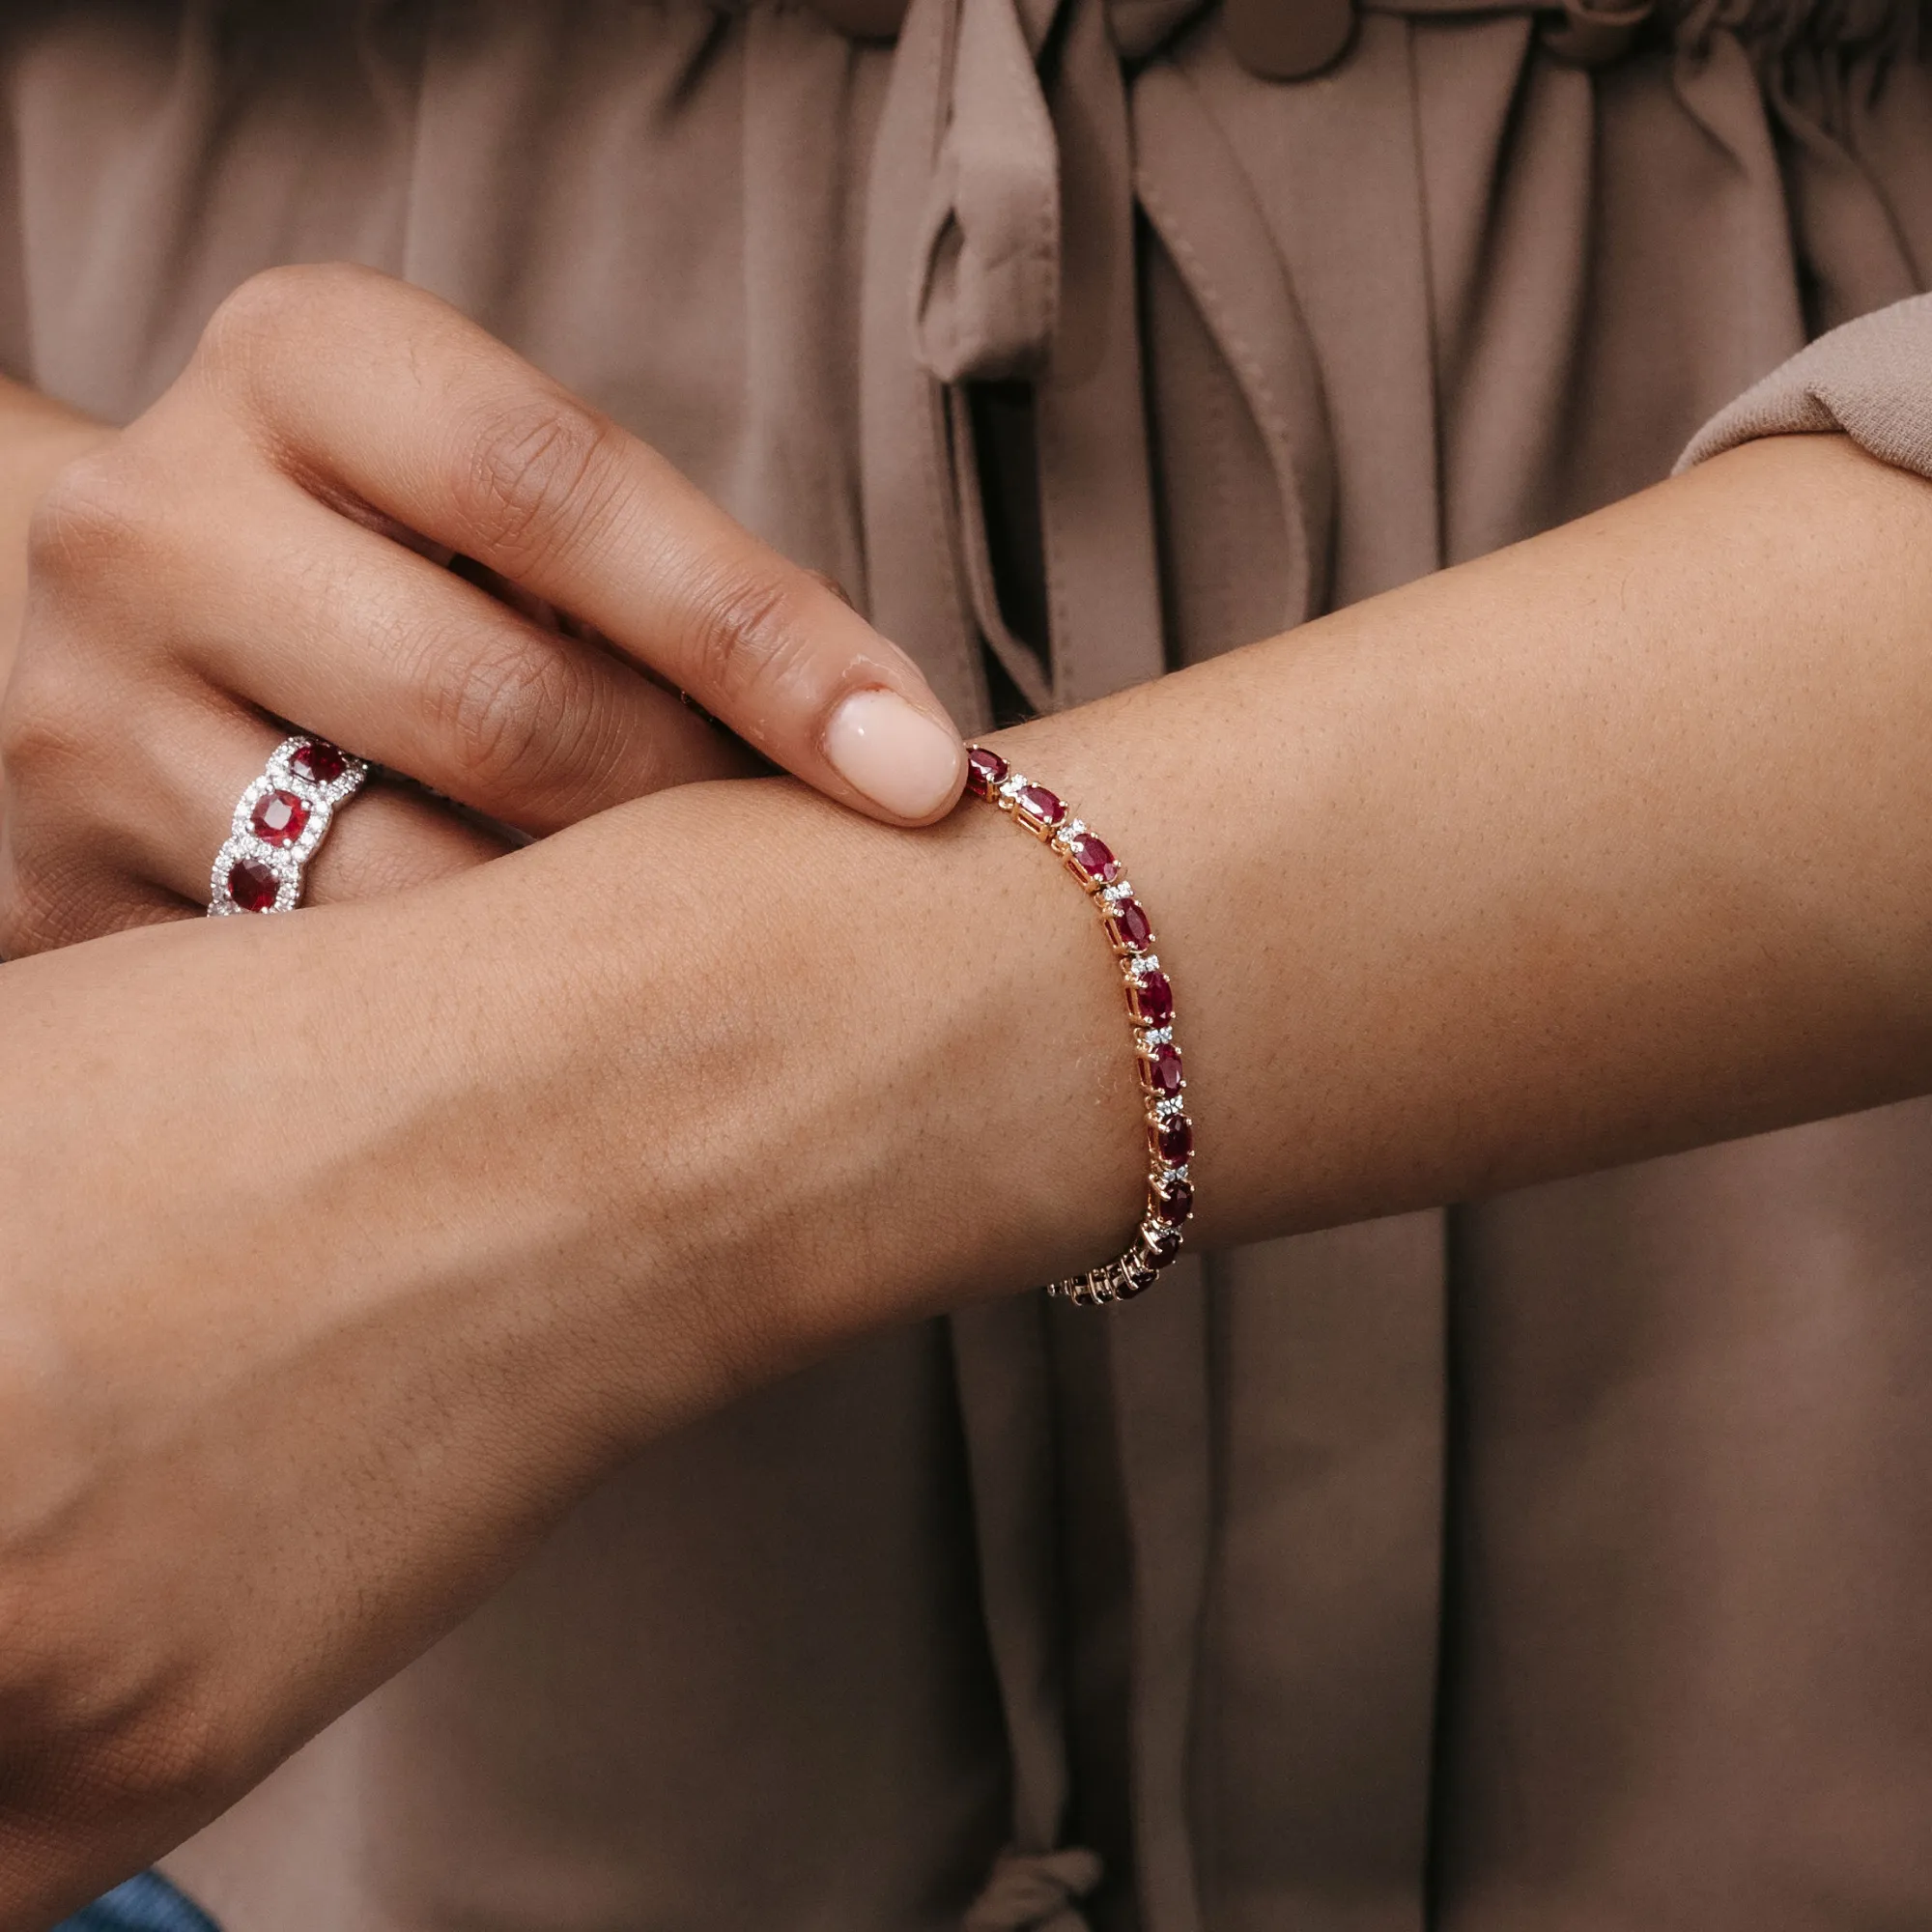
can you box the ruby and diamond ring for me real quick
[964,744,1195,1308]
[209,735,370,917]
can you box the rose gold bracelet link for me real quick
[963,744,1194,1307]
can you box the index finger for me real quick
[198,263,968,825]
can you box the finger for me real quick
[141,469,759,835]
[0,638,214,952]
[307,773,510,904]
[195,264,967,825]
[0,820,198,958]
[81,689,508,923]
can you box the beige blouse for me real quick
[7,0,1932,1925]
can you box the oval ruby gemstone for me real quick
[1152,1179,1194,1226]
[249,789,310,847]
[1109,898,1152,951]
[965,746,1009,799]
[291,740,348,785]
[1129,969,1173,1024]
[1154,1116,1194,1164]
[1142,1042,1183,1096]
[1015,783,1065,828]
[1067,832,1119,885]
[226,854,281,913]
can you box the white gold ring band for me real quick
[209,734,370,917]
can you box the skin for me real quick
[0,266,965,954]
[2,270,1932,1919]
[0,380,112,702]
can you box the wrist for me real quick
[518,771,1148,1373]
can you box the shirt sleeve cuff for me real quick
[1675,292,1932,482]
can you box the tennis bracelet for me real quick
[964,745,1195,1307]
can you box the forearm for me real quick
[952,430,1932,1254]
[5,429,1931,1914]
[28,425,1918,1467]
[0,851,840,1918]
[718,429,1932,1319]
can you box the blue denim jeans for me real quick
[53,1873,220,1932]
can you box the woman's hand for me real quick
[0,263,965,955]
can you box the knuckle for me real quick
[0,682,157,958]
[0,659,90,795]
[0,1632,233,1838]
[195,261,374,381]
[684,565,821,721]
[449,393,618,573]
[428,628,592,803]
[65,1696,231,1820]
[25,448,149,583]
[194,268,308,385]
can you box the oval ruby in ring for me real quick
[226,854,281,913]
[290,740,349,785]
[248,788,310,847]
[965,746,1009,799]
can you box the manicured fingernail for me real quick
[824,688,964,820]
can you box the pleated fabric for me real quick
[5,1,1931,1925]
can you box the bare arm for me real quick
[4,430,1931,1918]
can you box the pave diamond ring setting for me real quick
[209,735,370,918]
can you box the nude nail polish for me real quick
[824,688,964,820]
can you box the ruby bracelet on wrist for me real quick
[964,745,1195,1307]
